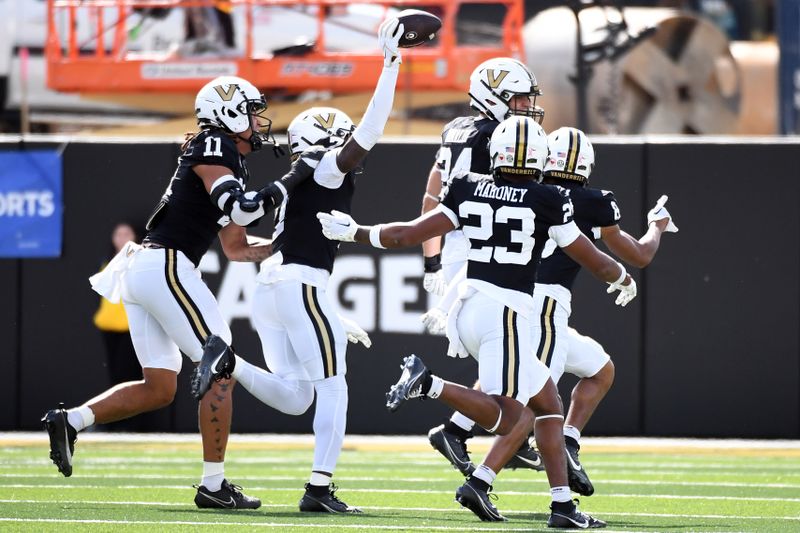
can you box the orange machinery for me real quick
[46,0,525,94]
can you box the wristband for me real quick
[424,254,442,273]
[369,225,386,249]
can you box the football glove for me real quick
[420,308,446,335]
[423,271,446,296]
[339,315,371,348]
[647,194,679,233]
[317,210,358,242]
[607,276,637,307]
[378,17,403,67]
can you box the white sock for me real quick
[67,405,95,432]
[472,464,497,485]
[309,471,331,487]
[232,356,314,415]
[551,485,571,503]
[202,461,225,492]
[311,375,348,474]
[450,411,476,432]
[427,375,444,399]
[563,425,581,442]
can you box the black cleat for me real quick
[194,479,261,509]
[566,440,594,496]
[548,500,606,529]
[428,424,475,476]
[41,403,78,477]
[299,483,362,514]
[191,334,236,401]
[385,354,430,413]
[505,440,546,472]
[455,479,506,522]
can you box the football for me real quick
[396,9,442,48]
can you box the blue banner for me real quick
[778,0,800,134]
[0,150,63,257]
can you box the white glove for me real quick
[378,17,403,67]
[607,276,637,307]
[647,195,679,233]
[317,210,358,242]
[421,308,447,335]
[423,270,446,296]
[339,315,371,348]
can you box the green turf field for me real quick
[1,434,798,532]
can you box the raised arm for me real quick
[336,18,403,173]
[601,194,678,268]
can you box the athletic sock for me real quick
[308,471,331,494]
[471,464,497,487]
[563,425,581,443]
[551,485,571,503]
[447,411,476,436]
[202,461,224,492]
[66,405,95,432]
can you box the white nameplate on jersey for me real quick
[473,181,528,202]
[443,128,471,143]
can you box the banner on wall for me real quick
[0,150,63,257]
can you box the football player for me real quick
[41,75,318,509]
[489,127,679,496]
[421,57,547,472]
[189,18,404,514]
[318,116,633,528]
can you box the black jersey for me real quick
[537,183,621,290]
[436,116,498,185]
[144,129,249,266]
[439,171,575,295]
[271,151,356,273]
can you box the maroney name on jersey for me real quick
[473,180,529,202]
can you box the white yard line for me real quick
[4,432,800,450]
[2,472,798,489]
[0,517,653,533]
[2,498,800,521]
[3,484,799,502]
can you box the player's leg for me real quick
[41,299,180,477]
[133,248,258,508]
[269,280,359,514]
[200,281,317,416]
[561,327,614,497]
[525,371,606,529]
[454,305,540,522]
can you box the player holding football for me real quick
[319,116,632,528]
[42,76,317,509]
[190,17,404,514]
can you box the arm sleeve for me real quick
[351,66,399,151]
[313,148,347,189]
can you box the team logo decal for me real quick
[487,69,510,89]
[405,30,418,40]
[213,84,238,101]
[313,113,336,129]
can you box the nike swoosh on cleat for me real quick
[567,452,583,472]
[443,440,471,467]
[514,454,541,467]
[200,493,235,507]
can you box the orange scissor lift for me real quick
[46,0,525,95]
